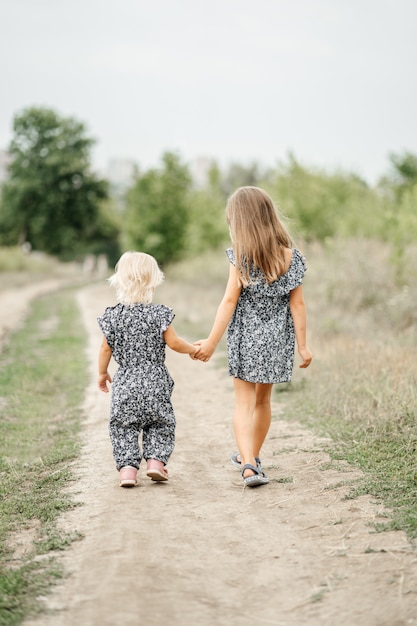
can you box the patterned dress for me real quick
[226,247,306,384]
[97,303,176,470]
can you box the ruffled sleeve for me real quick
[285,248,306,291]
[97,307,116,349]
[157,305,175,332]
[226,247,235,266]
[246,248,306,297]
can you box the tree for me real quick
[0,106,110,258]
[124,152,191,266]
[266,153,379,242]
[186,162,228,255]
[384,151,417,202]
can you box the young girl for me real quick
[195,186,313,487]
[97,251,198,487]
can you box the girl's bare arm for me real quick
[289,285,313,368]
[164,325,198,357]
[195,263,242,361]
[98,336,113,392]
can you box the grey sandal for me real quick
[241,463,269,487]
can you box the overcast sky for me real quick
[1,0,416,184]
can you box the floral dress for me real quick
[226,248,306,384]
[97,303,176,470]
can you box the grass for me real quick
[0,247,53,272]
[0,246,82,290]
[1,236,417,623]
[165,239,417,538]
[0,287,87,625]
[275,238,417,538]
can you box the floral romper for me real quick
[97,303,176,470]
[226,247,306,384]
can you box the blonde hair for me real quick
[108,251,164,304]
[226,186,293,286]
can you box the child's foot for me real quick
[119,466,138,487]
[241,464,269,487]
[231,452,262,469]
[146,459,169,482]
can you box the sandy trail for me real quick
[0,280,72,348]
[8,280,416,626]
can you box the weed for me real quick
[273,476,294,484]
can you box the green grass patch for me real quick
[333,413,417,535]
[273,240,417,539]
[0,288,87,624]
[277,365,417,538]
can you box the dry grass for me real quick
[285,238,417,537]
[0,247,84,290]
[295,238,417,423]
[161,238,417,536]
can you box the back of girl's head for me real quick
[108,251,164,304]
[226,186,293,284]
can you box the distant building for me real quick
[106,158,137,188]
[190,156,216,189]
[105,158,138,211]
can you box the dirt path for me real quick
[0,280,73,349]
[13,281,417,626]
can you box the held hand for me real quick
[98,372,112,392]
[189,345,200,360]
[190,341,202,360]
[194,339,215,362]
[298,347,313,369]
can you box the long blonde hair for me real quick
[108,251,164,304]
[226,186,293,286]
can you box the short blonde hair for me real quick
[108,251,164,304]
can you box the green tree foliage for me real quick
[124,152,192,266]
[265,153,382,242]
[378,152,417,281]
[389,151,417,194]
[0,106,113,259]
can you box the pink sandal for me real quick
[119,466,138,487]
[146,459,169,482]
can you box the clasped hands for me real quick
[190,339,214,362]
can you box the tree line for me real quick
[1,106,416,268]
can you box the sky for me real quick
[1,0,416,184]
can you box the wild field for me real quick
[168,238,417,537]
[0,238,416,625]
[277,239,417,536]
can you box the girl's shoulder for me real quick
[226,247,235,265]
[99,303,122,319]
[283,248,307,290]
[150,303,173,315]
[283,247,294,273]
[226,246,305,274]
[289,248,307,272]
[150,303,175,332]
[148,303,175,326]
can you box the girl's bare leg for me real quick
[232,378,257,478]
[253,383,273,459]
